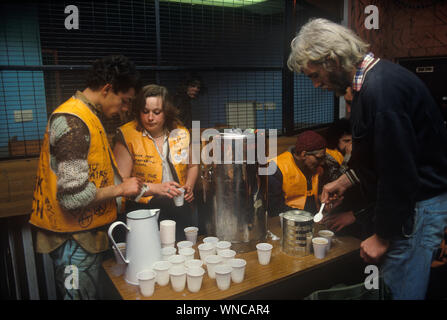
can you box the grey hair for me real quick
[287,18,370,73]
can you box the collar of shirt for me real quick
[142,129,168,142]
[74,90,103,117]
[352,52,380,92]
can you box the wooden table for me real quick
[102,217,364,300]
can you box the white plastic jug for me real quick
[108,209,162,285]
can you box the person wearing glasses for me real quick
[267,130,327,217]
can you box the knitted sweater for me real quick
[349,59,447,239]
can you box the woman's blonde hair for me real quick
[287,18,369,73]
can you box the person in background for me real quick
[29,55,143,300]
[268,130,326,217]
[320,117,352,189]
[113,84,199,241]
[173,73,203,130]
[288,18,447,299]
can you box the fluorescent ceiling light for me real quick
[161,0,268,8]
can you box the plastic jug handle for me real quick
[108,221,130,264]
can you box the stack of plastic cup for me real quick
[160,220,176,248]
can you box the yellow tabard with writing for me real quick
[29,97,118,232]
[326,148,344,166]
[119,120,190,204]
[271,151,319,209]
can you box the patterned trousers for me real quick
[50,239,104,300]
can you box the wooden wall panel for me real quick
[349,0,447,60]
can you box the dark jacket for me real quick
[350,59,447,239]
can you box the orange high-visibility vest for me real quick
[30,97,118,232]
[118,120,190,204]
[326,148,344,165]
[271,151,319,209]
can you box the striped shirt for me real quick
[352,52,380,92]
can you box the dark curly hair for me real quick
[176,72,205,96]
[326,118,352,150]
[85,55,142,94]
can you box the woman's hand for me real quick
[183,184,195,203]
[118,177,144,197]
[152,181,182,199]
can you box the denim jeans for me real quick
[381,192,447,299]
[50,239,104,300]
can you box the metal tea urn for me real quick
[198,130,268,252]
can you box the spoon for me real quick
[313,203,325,223]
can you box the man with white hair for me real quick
[288,18,447,299]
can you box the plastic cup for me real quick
[169,266,187,292]
[151,261,172,286]
[161,242,175,248]
[218,249,236,265]
[214,264,233,291]
[203,237,219,254]
[137,270,156,297]
[177,240,194,250]
[112,242,126,264]
[186,267,205,293]
[173,188,185,207]
[312,237,329,259]
[229,258,247,283]
[160,220,176,245]
[179,247,195,261]
[185,259,203,270]
[198,243,215,263]
[203,236,219,245]
[134,184,149,202]
[215,241,232,254]
[256,243,273,265]
[204,254,223,279]
[168,254,185,267]
[184,227,199,244]
[161,246,177,261]
[318,230,335,251]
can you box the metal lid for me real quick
[279,210,313,222]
